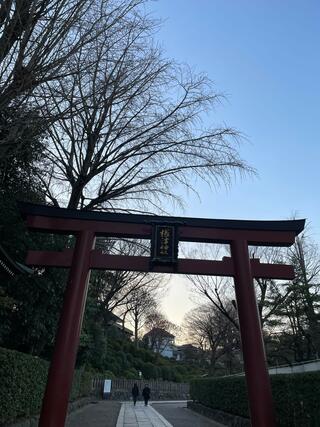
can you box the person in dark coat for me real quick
[142,384,151,406]
[132,383,139,406]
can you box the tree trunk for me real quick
[134,309,139,348]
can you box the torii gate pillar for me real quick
[39,230,95,426]
[232,239,274,426]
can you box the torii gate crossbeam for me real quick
[19,202,305,427]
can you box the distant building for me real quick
[107,312,133,338]
[176,344,202,363]
[143,328,177,358]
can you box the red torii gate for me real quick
[19,202,305,427]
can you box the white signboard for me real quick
[103,379,112,393]
[103,379,112,399]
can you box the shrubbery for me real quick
[190,376,249,418]
[190,372,320,427]
[0,347,48,424]
[100,336,203,382]
[271,373,320,427]
[70,368,94,401]
[0,347,92,425]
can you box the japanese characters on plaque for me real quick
[151,225,178,265]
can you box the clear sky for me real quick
[145,0,320,326]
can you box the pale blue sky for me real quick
[147,1,320,325]
[148,0,320,240]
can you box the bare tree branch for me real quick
[34,1,252,212]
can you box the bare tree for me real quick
[249,237,320,362]
[188,273,240,330]
[289,235,320,347]
[0,0,142,157]
[184,303,240,374]
[187,244,291,331]
[187,234,320,365]
[35,1,251,211]
[143,310,177,353]
[84,238,149,324]
[273,235,320,361]
[186,244,240,329]
[90,269,154,316]
[249,246,291,327]
[125,287,157,347]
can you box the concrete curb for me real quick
[115,404,125,427]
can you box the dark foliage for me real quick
[79,330,203,383]
[0,347,92,425]
[190,372,320,427]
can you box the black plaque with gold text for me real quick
[151,225,178,265]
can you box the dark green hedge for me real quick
[70,368,93,401]
[190,372,320,427]
[0,347,92,425]
[271,372,320,427]
[190,376,249,418]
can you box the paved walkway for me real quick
[153,402,225,427]
[65,400,226,427]
[66,401,121,427]
[116,401,172,427]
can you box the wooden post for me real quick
[231,239,276,427]
[39,230,95,427]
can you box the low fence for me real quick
[92,378,190,400]
[268,358,320,375]
[226,358,320,378]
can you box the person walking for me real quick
[142,384,151,406]
[132,383,139,406]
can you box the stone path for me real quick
[116,402,172,427]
